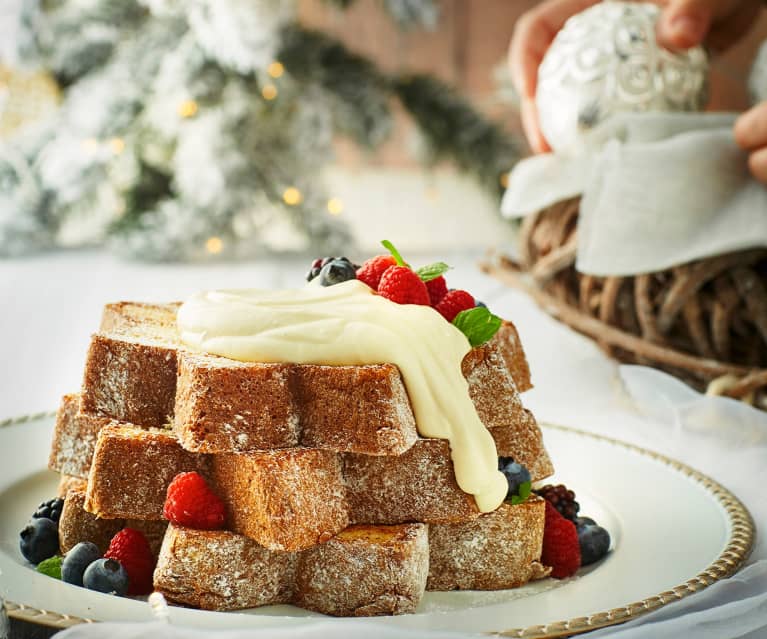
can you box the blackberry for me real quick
[535,484,580,521]
[33,497,64,523]
[306,256,358,283]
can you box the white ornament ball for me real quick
[536,2,709,152]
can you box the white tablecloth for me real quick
[0,250,765,639]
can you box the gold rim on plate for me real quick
[1,413,755,636]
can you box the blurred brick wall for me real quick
[299,0,767,166]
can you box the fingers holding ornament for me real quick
[734,101,767,184]
[747,147,767,184]
[656,0,762,53]
[734,102,767,151]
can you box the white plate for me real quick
[0,414,753,638]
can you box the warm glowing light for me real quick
[109,137,125,154]
[326,197,344,215]
[267,61,284,78]
[205,236,223,254]
[283,187,302,206]
[261,84,278,100]
[82,138,99,152]
[499,172,510,188]
[178,99,199,118]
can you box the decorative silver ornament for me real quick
[536,1,709,151]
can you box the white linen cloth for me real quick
[0,251,765,638]
[501,112,767,276]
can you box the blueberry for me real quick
[62,542,101,587]
[307,256,357,282]
[578,524,611,566]
[19,518,59,565]
[318,259,357,287]
[498,457,531,499]
[475,300,487,308]
[33,498,64,524]
[574,516,596,531]
[83,558,129,595]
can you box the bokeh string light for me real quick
[282,187,302,205]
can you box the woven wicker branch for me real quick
[482,198,767,408]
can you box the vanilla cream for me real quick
[177,279,507,512]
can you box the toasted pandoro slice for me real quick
[56,474,87,498]
[174,324,528,456]
[427,497,550,591]
[80,302,180,428]
[59,490,169,557]
[490,409,553,481]
[153,525,297,611]
[81,302,535,456]
[210,449,349,552]
[152,523,428,615]
[294,523,428,616]
[85,424,208,520]
[59,490,125,555]
[344,439,479,525]
[49,394,112,479]
[175,353,418,455]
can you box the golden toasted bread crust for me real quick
[153,525,297,610]
[491,409,554,481]
[493,321,532,392]
[85,424,209,520]
[82,304,536,458]
[48,394,111,478]
[59,490,124,555]
[80,333,177,428]
[56,300,553,616]
[211,448,349,552]
[153,523,428,615]
[295,523,428,616]
[59,490,169,557]
[344,439,479,525]
[427,497,550,590]
[56,474,87,498]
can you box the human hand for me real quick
[734,101,767,183]
[509,0,763,153]
[509,0,598,153]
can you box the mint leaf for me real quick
[509,481,532,506]
[381,240,407,267]
[452,306,502,347]
[37,555,63,579]
[416,262,450,282]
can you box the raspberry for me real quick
[425,275,448,306]
[377,266,430,305]
[535,483,580,521]
[541,502,581,579]
[163,471,226,530]
[435,289,475,322]
[104,528,154,595]
[356,255,396,290]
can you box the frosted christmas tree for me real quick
[0,0,519,260]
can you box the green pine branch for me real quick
[393,74,520,198]
[278,25,393,149]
